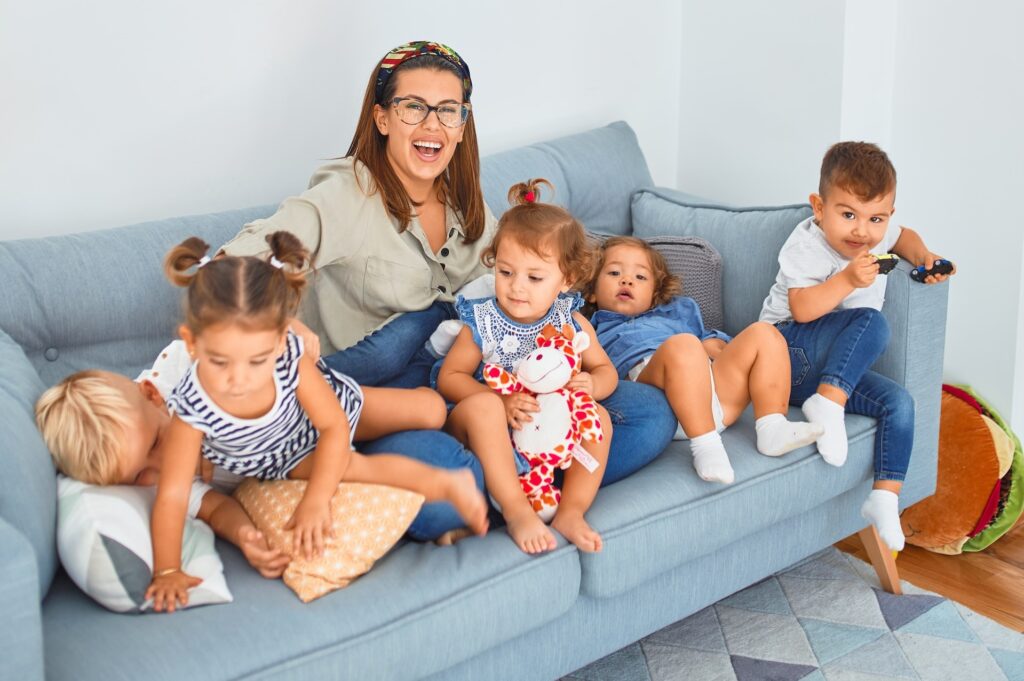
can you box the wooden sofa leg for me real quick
[858,526,902,595]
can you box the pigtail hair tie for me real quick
[524,190,536,203]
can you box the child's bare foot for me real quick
[434,527,474,546]
[552,508,602,553]
[443,469,489,536]
[506,508,557,554]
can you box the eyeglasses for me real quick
[390,97,471,128]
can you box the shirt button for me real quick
[44,347,59,361]
[440,247,450,257]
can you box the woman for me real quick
[221,41,675,541]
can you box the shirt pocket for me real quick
[361,256,433,318]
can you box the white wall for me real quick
[888,1,1024,431]
[677,0,846,205]
[674,0,1024,432]
[0,1,683,239]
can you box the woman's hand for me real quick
[289,317,321,361]
[285,496,333,560]
[566,371,595,395]
[237,526,291,578]
[501,392,539,430]
[146,569,202,613]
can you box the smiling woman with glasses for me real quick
[218,40,679,545]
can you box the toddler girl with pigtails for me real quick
[147,231,488,612]
[437,179,616,555]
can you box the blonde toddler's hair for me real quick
[35,371,134,485]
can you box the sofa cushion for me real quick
[482,146,572,218]
[631,187,812,334]
[56,478,232,613]
[0,206,275,387]
[0,329,57,596]
[578,406,878,599]
[42,532,582,681]
[233,479,423,603]
[481,122,653,235]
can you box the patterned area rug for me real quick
[565,548,1024,681]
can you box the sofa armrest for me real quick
[0,517,45,681]
[877,262,950,505]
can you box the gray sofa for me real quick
[0,122,948,681]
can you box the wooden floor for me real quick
[837,515,1024,632]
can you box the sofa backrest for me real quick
[0,121,651,386]
[481,121,653,234]
[0,208,276,387]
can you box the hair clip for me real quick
[196,255,211,268]
[269,256,285,270]
[524,190,536,203]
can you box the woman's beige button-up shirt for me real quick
[221,157,497,355]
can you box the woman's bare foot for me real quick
[434,527,474,546]
[443,469,489,536]
[506,508,557,554]
[552,508,602,552]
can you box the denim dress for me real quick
[592,296,732,378]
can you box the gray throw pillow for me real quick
[631,187,813,334]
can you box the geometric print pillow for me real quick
[56,475,232,613]
[233,480,423,603]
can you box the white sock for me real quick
[755,413,825,457]
[801,394,848,466]
[861,489,905,551]
[689,431,734,484]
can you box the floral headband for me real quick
[375,40,473,103]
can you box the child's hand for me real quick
[500,392,539,430]
[284,497,333,559]
[918,253,957,284]
[289,317,321,361]
[237,525,291,578]
[145,569,202,613]
[566,371,595,395]
[843,252,879,288]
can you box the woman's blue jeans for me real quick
[327,303,677,540]
[777,308,914,482]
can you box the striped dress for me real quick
[168,331,363,480]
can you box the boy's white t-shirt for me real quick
[759,216,903,325]
[136,340,244,494]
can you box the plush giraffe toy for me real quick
[483,324,603,522]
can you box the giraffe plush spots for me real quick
[484,324,603,522]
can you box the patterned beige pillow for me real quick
[233,479,424,603]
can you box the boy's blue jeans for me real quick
[324,302,677,540]
[777,308,914,482]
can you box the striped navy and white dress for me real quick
[167,330,363,480]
